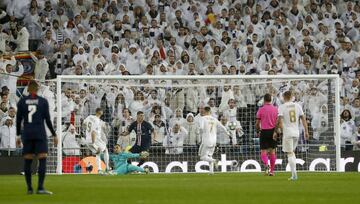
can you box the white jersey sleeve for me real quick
[278,102,304,138]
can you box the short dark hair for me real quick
[95,108,103,113]
[283,91,292,100]
[137,111,144,115]
[204,106,211,113]
[264,93,272,102]
[28,80,39,93]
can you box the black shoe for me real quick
[27,190,33,195]
[36,189,53,195]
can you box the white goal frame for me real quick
[55,74,341,174]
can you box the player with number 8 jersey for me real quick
[277,91,309,181]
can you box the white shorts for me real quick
[282,137,299,153]
[88,139,107,154]
[198,144,216,158]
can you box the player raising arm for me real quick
[276,91,309,181]
[83,108,110,173]
[16,80,57,195]
[199,107,231,174]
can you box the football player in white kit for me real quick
[83,108,110,173]
[199,107,231,174]
[277,91,309,180]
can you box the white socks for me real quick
[200,155,216,173]
[104,149,110,171]
[96,154,102,171]
[288,153,297,178]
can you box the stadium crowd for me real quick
[0,0,360,156]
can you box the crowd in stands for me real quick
[1,0,360,155]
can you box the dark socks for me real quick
[38,158,46,191]
[137,158,145,167]
[24,159,33,191]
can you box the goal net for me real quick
[47,75,340,174]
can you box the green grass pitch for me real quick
[0,173,359,204]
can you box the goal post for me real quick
[51,74,340,174]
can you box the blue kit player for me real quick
[121,111,156,166]
[16,80,58,195]
[109,144,149,175]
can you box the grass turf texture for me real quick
[0,173,359,204]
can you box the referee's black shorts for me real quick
[260,129,277,150]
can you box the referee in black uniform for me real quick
[16,80,58,195]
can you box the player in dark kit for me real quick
[121,111,156,166]
[16,80,58,195]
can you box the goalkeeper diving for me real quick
[108,144,149,175]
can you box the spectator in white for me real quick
[61,88,75,123]
[38,29,57,59]
[128,91,149,119]
[219,85,234,113]
[222,98,238,123]
[183,113,201,146]
[311,104,329,140]
[352,126,360,151]
[305,86,327,118]
[30,51,49,82]
[0,117,16,151]
[163,123,187,155]
[104,53,120,74]
[116,108,136,150]
[0,101,7,119]
[72,46,88,65]
[344,78,359,100]
[350,98,360,126]
[121,44,144,75]
[207,98,219,119]
[112,92,127,119]
[147,105,167,123]
[88,47,106,69]
[0,9,6,21]
[0,92,16,110]
[1,61,24,96]
[62,124,80,156]
[338,38,358,67]
[193,50,211,74]
[53,7,69,28]
[1,85,17,107]
[184,82,200,114]
[24,8,42,51]
[152,114,166,145]
[169,85,185,111]
[340,109,356,151]
[169,108,186,128]
[217,115,238,145]
[146,89,161,107]
[0,25,10,53]
[11,22,29,52]
[258,42,280,71]
[6,0,29,20]
[220,40,241,66]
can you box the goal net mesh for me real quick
[45,76,339,174]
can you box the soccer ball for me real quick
[351,87,359,94]
[228,122,237,130]
[140,151,150,159]
[231,160,238,168]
